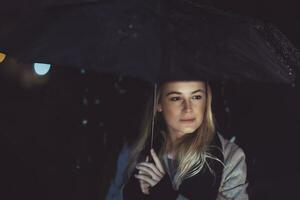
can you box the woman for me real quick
[121,80,248,200]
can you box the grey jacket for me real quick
[216,134,249,200]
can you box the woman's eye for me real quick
[192,95,202,100]
[170,96,181,101]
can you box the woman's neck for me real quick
[166,134,179,159]
[167,129,184,144]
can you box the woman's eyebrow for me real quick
[191,89,206,94]
[166,91,181,96]
[166,89,205,96]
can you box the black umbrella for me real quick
[0,0,299,84]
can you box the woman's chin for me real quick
[179,127,198,135]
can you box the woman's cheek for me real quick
[163,107,179,125]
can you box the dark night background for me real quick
[0,0,299,199]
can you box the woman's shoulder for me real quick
[217,133,246,163]
[216,133,249,200]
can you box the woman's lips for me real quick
[180,118,195,122]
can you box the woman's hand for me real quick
[135,149,166,194]
[137,156,151,194]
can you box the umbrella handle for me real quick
[150,83,158,150]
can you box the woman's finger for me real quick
[138,169,150,194]
[140,181,150,195]
[138,169,151,185]
[137,162,164,178]
[134,174,156,186]
[136,165,161,181]
[139,176,152,195]
[150,149,165,173]
[141,180,150,188]
[138,169,152,185]
[138,169,150,183]
[137,162,151,177]
[141,180,150,189]
[140,177,150,194]
[139,170,149,176]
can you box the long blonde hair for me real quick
[124,81,219,188]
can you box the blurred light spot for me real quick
[225,106,230,113]
[0,52,6,63]
[133,32,138,38]
[82,97,88,106]
[80,69,86,74]
[76,159,81,169]
[88,155,92,163]
[33,63,51,75]
[103,132,107,146]
[82,119,88,125]
[114,82,127,94]
[230,136,236,143]
[118,75,123,82]
[94,98,100,105]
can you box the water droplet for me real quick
[94,98,100,105]
[75,159,81,170]
[225,107,230,113]
[133,32,138,38]
[103,132,107,146]
[118,89,127,94]
[117,29,123,34]
[88,155,92,163]
[118,75,123,82]
[80,69,86,74]
[83,97,88,106]
[82,119,88,125]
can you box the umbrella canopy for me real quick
[0,0,299,84]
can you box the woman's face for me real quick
[157,81,207,138]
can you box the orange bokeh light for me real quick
[0,52,6,63]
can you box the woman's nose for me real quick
[183,100,192,113]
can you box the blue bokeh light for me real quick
[33,63,51,75]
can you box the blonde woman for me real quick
[121,80,248,200]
